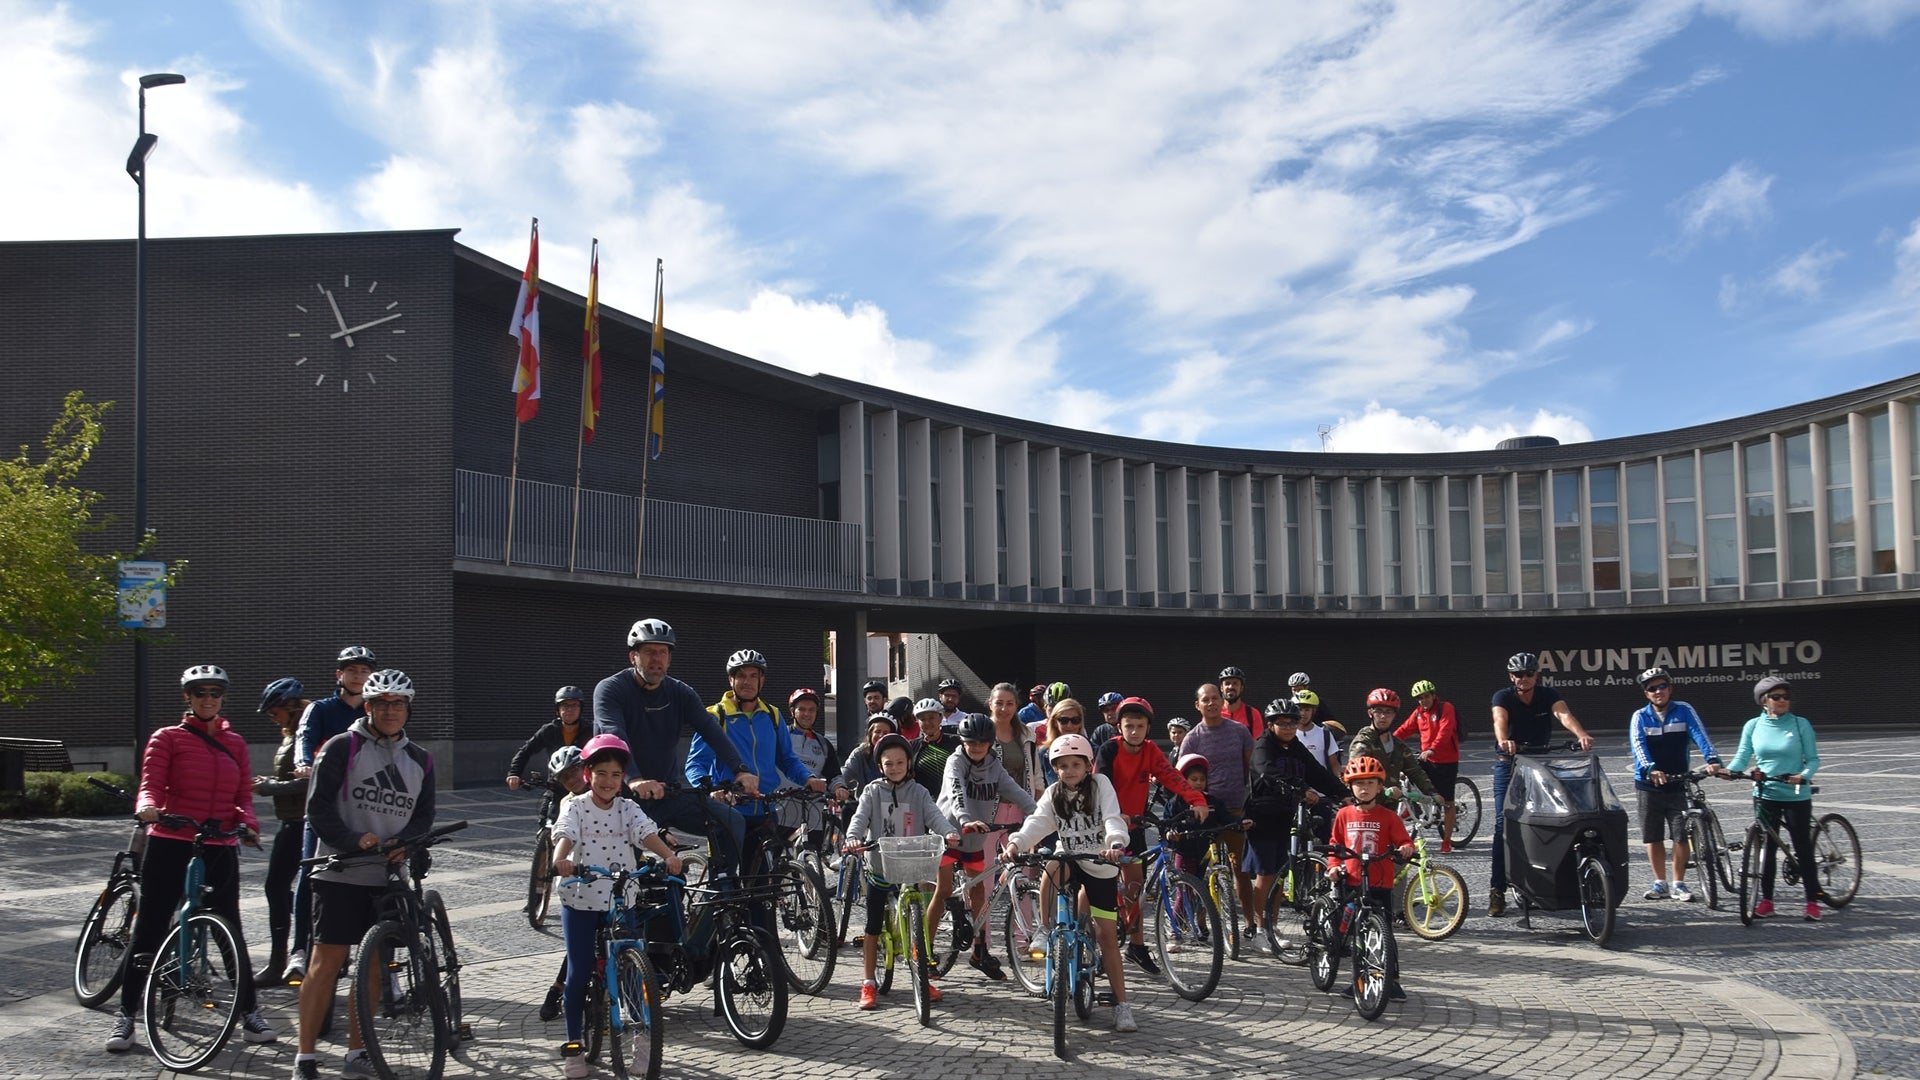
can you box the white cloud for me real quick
[1671,163,1773,251]
[1793,218,1920,353]
[1720,241,1846,313]
[1320,403,1595,454]
[1700,0,1920,40]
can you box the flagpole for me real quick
[569,237,597,572]
[635,258,662,578]
[505,216,539,567]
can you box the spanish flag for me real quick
[581,240,602,444]
[508,219,541,423]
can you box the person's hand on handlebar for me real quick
[1193,802,1211,823]
[733,771,762,798]
[1574,732,1594,752]
[805,776,828,793]
[629,778,668,800]
[136,806,160,823]
[1103,845,1126,864]
[962,820,990,834]
[554,856,577,879]
[506,775,522,791]
[1302,789,1321,806]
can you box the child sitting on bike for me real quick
[1096,696,1208,975]
[551,735,685,1079]
[846,733,960,1011]
[1162,754,1229,882]
[938,713,1037,980]
[1327,755,1413,1002]
[1002,734,1138,1033]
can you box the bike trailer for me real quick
[1503,752,1629,911]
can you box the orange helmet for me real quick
[1343,755,1387,783]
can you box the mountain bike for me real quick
[519,771,565,929]
[1394,835,1469,941]
[846,834,947,1026]
[1254,783,1331,964]
[1004,849,1132,1059]
[141,814,252,1072]
[1678,766,1736,909]
[559,864,669,1080]
[1303,843,1403,1022]
[1396,775,1482,846]
[1734,773,1862,925]
[1200,822,1247,960]
[74,777,142,1007]
[1128,812,1223,1001]
[734,789,836,994]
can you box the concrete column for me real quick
[1540,472,1557,600]
[1731,447,1748,589]
[1132,463,1159,596]
[1198,470,1224,596]
[1468,475,1487,597]
[1232,473,1256,600]
[938,425,966,589]
[1331,478,1354,596]
[1504,474,1522,597]
[1434,476,1453,596]
[832,608,869,752]
[1164,466,1190,595]
[838,402,867,576]
[903,418,933,591]
[1770,432,1790,572]
[1035,446,1063,593]
[1849,412,1872,581]
[1297,476,1318,596]
[1070,452,1095,595]
[871,410,900,584]
[1004,441,1032,592]
[1809,425,1829,585]
[969,432,998,591]
[1579,467,1596,593]
[1102,458,1127,599]
[1892,402,1916,575]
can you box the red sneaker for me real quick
[1804,902,1822,921]
[1439,839,1453,854]
[927,981,944,1003]
[857,983,878,1010]
[1753,899,1775,917]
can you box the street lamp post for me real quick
[126,72,184,775]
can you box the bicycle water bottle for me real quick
[1340,899,1358,935]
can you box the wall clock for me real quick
[285,273,406,392]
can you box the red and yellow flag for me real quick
[648,259,666,460]
[508,219,541,423]
[581,240,602,443]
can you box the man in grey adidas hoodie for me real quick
[294,669,436,1080]
[938,713,1036,979]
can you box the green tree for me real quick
[0,392,153,707]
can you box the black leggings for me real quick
[1757,799,1819,904]
[120,837,257,1015]
[265,820,304,951]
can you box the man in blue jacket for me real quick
[1627,666,1727,903]
[687,648,826,871]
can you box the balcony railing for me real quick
[454,469,864,592]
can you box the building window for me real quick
[929,439,943,583]
[1784,432,1815,581]
[1123,465,1137,593]
[1448,478,1472,594]
[1349,479,1371,595]
[1028,449,1040,589]
[1251,482,1268,595]
[1482,475,1508,594]
[1061,470,1074,587]
[1700,448,1737,586]
[1626,461,1659,590]
[1664,455,1698,587]
[1187,482,1202,591]
[1590,466,1620,591]
[1284,479,1302,594]
[1867,411,1895,575]
[1219,481,1234,594]
[1315,480,1335,595]
[1744,441,1776,584]
[1516,473,1544,593]
[1552,470,1583,594]
[996,452,1008,585]
[1382,481,1403,596]
[1414,479,1437,595]
[1825,423,1854,578]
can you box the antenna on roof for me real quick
[1318,424,1333,452]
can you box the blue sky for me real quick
[8,0,1919,452]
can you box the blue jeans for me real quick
[1489,755,1514,893]
[559,906,600,1041]
[644,789,747,876]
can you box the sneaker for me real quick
[1486,891,1506,918]
[1670,881,1694,903]
[342,1050,378,1080]
[1124,942,1160,975]
[858,982,878,1010]
[1804,902,1822,922]
[105,1011,137,1053]
[241,1008,278,1044]
[563,1051,590,1080]
[1112,1001,1138,1033]
[1753,898,1775,917]
[284,950,307,985]
[259,953,288,986]
[1388,981,1408,1002]
[293,1059,321,1080]
[539,981,564,1021]
[1439,839,1452,854]
[1165,936,1183,954]
[969,949,1006,981]
[925,981,943,1003]
[1643,880,1669,901]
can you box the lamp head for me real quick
[139,73,186,90]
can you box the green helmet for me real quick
[1410,679,1437,698]
[1046,681,1073,706]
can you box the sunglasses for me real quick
[1643,682,1671,693]
[187,687,225,699]
[1057,716,1084,725]
[1766,692,1791,701]
[1512,672,1539,679]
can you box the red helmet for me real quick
[1115,696,1154,720]
[787,687,821,708]
[1029,683,1048,702]
[1366,687,1401,710]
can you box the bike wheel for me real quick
[1813,813,1862,908]
[676,849,710,889]
[1686,813,1720,910]
[1147,869,1221,1002]
[1072,922,1095,1021]
[931,896,967,977]
[74,878,136,1007]
[423,890,464,1044]
[774,861,835,995]
[143,912,243,1072]
[1306,896,1340,993]
[835,857,867,948]
[354,920,447,1080]
[1452,777,1483,846]
[527,830,555,929]
[906,894,932,1026]
[715,926,788,1049]
[1050,928,1071,1060]
[1209,866,1243,961]
[1403,861,1469,941]
[1739,824,1766,926]
[1352,909,1396,1021]
[1004,876,1046,996]
[582,976,605,1062]
[1575,855,1615,947]
[609,946,663,1080]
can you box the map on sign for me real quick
[117,560,166,628]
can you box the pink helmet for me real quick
[1047,732,1095,763]
[581,733,631,769]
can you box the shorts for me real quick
[1219,806,1247,870]
[1066,864,1119,919]
[1425,762,1460,798]
[941,847,986,873]
[1636,787,1688,843]
[311,879,382,947]
[1123,825,1149,857]
[864,881,898,937]
[1241,830,1286,877]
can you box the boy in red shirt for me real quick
[1096,696,1207,973]
[1327,755,1412,1002]
[1394,679,1462,851]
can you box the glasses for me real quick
[367,698,409,709]
[1367,707,1395,717]
[1766,692,1791,701]
[1057,716,1084,725]
[1643,682,1672,694]
[1512,672,1538,680]
[188,688,225,699]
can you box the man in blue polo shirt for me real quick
[284,644,375,983]
[1628,666,1727,903]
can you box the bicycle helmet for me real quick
[725,648,767,676]
[1029,683,1048,702]
[788,687,822,708]
[180,664,229,689]
[957,713,995,742]
[1637,667,1671,688]
[363,669,416,701]
[1321,720,1348,738]
[554,685,585,704]
[862,677,887,696]
[1218,666,1246,682]
[865,712,897,732]
[1290,689,1320,708]
[1343,755,1388,783]
[937,677,961,692]
[1097,691,1124,708]
[336,645,377,668]
[913,697,944,718]
[1752,675,1791,706]
[1046,681,1073,706]
[1287,672,1311,688]
[887,696,914,723]
[548,745,584,778]
[258,677,304,712]
[1366,688,1401,710]
[626,618,676,650]
[1410,679,1437,698]
[1506,652,1539,674]
[581,733,630,769]
[1264,698,1300,720]
[1115,695,1154,720]
[1175,752,1210,775]
[1047,733,1095,763]
[1166,715,1194,733]
[872,733,913,762]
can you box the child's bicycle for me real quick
[1393,835,1469,941]
[1199,819,1249,960]
[1004,849,1133,1060]
[74,777,142,1007]
[1127,813,1224,1001]
[1395,775,1482,847]
[1303,843,1404,1022]
[1255,781,1331,965]
[517,770,565,929]
[141,814,253,1072]
[559,864,673,1080]
[1732,772,1862,925]
[844,834,948,1027]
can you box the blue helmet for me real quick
[258,677,305,713]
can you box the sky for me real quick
[6,0,1920,453]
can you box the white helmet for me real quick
[726,648,768,676]
[1287,672,1311,688]
[547,745,584,777]
[363,669,416,701]
[1047,733,1095,763]
[180,664,229,689]
[913,697,943,717]
[627,619,676,649]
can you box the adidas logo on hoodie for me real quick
[352,761,417,810]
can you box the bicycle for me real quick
[301,821,469,1080]
[1199,820,1248,960]
[733,788,837,994]
[140,814,251,1072]
[1004,849,1132,1059]
[1303,843,1403,1022]
[1505,740,1627,948]
[1678,766,1736,910]
[845,833,947,1026]
[558,864,669,1080]
[1126,812,1224,1001]
[518,771,565,929]
[74,777,142,1007]
[1733,772,1862,926]
[1396,775,1483,847]
[1394,834,1469,941]
[1254,782,1331,964]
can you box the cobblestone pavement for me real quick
[2,732,1911,1079]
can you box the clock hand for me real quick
[330,311,404,341]
[323,288,355,347]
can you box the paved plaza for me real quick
[1,732,1913,1079]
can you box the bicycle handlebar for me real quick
[299,820,470,869]
[1502,739,1590,758]
[561,862,684,890]
[1003,849,1136,868]
[151,814,251,840]
[1318,842,1408,866]
[89,776,134,801]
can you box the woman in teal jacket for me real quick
[1726,675,1824,920]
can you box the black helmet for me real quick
[862,678,887,696]
[872,733,913,761]
[1753,675,1791,706]
[726,649,768,676]
[886,695,914,722]
[627,618,676,649]
[937,677,961,692]
[555,685,586,703]
[258,677,304,713]
[1219,666,1246,681]
[1263,697,1300,720]
[1506,652,1540,674]
[337,644,377,669]
[1637,667,1670,688]
[957,713,995,742]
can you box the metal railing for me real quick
[454,469,864,592]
